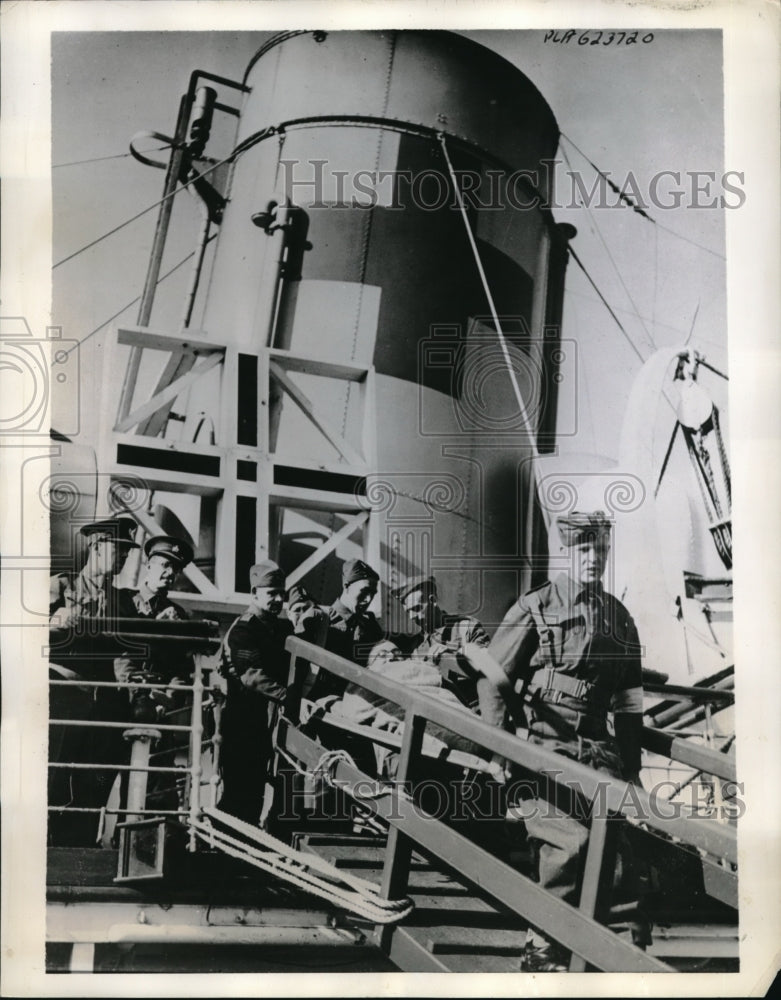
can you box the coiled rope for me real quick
[191,805,413,925]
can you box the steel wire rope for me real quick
[52,133,273,269]
[565,287,696,340]
[55,234,218,359]
[560,145,658,354]
[438,132,549,532]
[53,144,171,169]
[560,132,727,261]
[567,245,647,365]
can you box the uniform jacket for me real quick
[326,599,384,668]
[113,587,191,684]
[485,573,643,733]
[50,570,120,623]
[49,571,123,681]
[224,609,295,703]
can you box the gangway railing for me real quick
[47,622,738,970]
[47,617,222,856]
[280,637,738,973]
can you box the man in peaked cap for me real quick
[391,574,494,717]
[114,534,195,723]
[49,517,140,846]
[476,510,647,971]
[217,560,294,827]
[50,517,139,624]
[107,533,196,818]
[117,534,193,620]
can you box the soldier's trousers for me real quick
[217,692,279,827]
[522,734,634,908]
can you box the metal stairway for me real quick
[294,832,532,972]
[280,637,739,974]
[293,830,738,973]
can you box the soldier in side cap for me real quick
[391,574,494,716]
[48,517,140,845]
[217,560,294,827]
[308,559,384,700]
[474,510,647,970]
[285,583,330,648]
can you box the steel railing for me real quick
[280,636,738,973]
[48,617,222,849]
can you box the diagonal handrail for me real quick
[282,636,737,971]
[285,637,737,864]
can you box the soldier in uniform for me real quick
[114,534,194,724]
[306,559,385,701]
[49,517,140,845]
[113,535,195,817]
[217,561,293,827]
[479,511,646,971]
[391,574,495,716]
[327,559,384,667]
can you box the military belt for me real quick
[537,667,593,703]
[528,698,607,742]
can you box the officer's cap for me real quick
[556,510,613,547]
[250,560,285,589]
[144,534,194,569]
[342,559,379,588]
[390,574,437,603]
[80,517,140,548]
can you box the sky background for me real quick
[51,28,729,464]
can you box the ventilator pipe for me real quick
[117,96,190,423]
[251,197,291,348]
[122,728,162,822]
[179,189,212,330]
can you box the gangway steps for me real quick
[294,831,740,972]
[295,832,530,972]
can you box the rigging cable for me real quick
[56,234,217,360]
[437,132,549,528]
[52,138,253,269]
[566,245,647,364]
[52,145,171,169]
[560,132,726,261]
[561,145,658,354]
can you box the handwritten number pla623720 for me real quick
[543,31,655,46]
